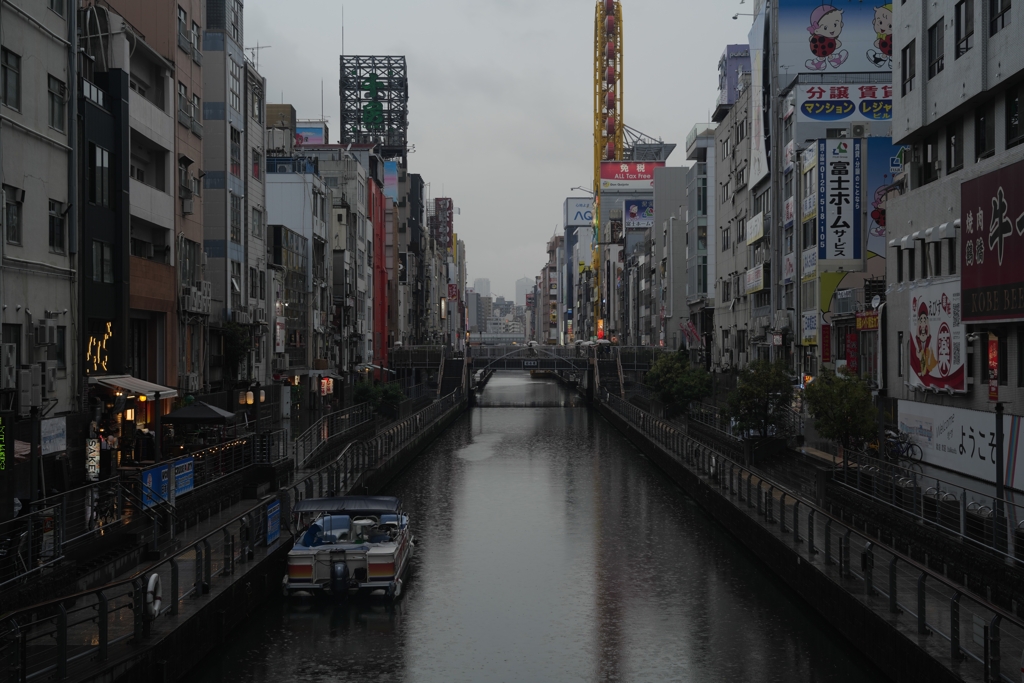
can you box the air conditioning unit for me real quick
[199,280,211,297]
[35,319,57,346]
[851,123,868,138]
[182,198,194,215]
[43,360,56,395]
[18,364,41,416]
[186,372,200,393]
[254,308,266,323]
[1,343,17,389]
[232,310,252,325]
[272,357,289,370]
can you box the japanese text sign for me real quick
[797,84,892,124]
[600,161,664,192]
[961,159,1024,322]
[817,139,862,261]
[909,279,965,393]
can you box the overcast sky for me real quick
[246,0,751,299]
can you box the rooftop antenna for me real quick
[342,6,345,56]
[245,42,272,71]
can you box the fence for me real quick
[292,402,374,470]
[603,393,1024,683]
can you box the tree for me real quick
[222,323,252,380]
[644,351,712,407]
[803,367,877,449]
[353,380,406,414]
[727,359,794,440]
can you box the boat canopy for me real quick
[293,496,402,516]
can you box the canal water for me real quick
[195,375,887,683]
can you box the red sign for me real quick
[435,198,454,250]
[599,161,665,191]
[821,324,832,363]
[989,335,999,401]
[447,283,459,301]
[856,310,879,331]
[961,159,1024,322]
[845,333,859,375]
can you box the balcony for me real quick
[129,89,174,152]
[191,45,203,66]
[177,31,191,53]
[178,107,191,129]
[130,178,174,230]
[685,123,716,160]
[191,116,203,138]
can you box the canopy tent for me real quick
[88,375,178,400]
[162,401,240,425]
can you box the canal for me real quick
[195,375,887,682]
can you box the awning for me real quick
[163,401,238,425]
[89,375,178,400]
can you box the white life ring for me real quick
[146,572,163,619]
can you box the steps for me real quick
[439,358,465,396]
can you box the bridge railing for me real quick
[293,402,375,471]
[602,393,1024,682]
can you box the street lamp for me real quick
[570,186,595,196]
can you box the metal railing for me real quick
[603,393,1024,683]
[0,505,63,592]
[0,495,281,682]
[292,402,374,470]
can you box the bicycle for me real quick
[884,429,923,463]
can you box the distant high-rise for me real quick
[515,277,532,307]
[473,278,491,298]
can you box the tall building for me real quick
[473,278,491,298]
[515,277,533,307]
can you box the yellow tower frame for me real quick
[592,0,623,338]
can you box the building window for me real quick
[956,0,975,57]
[259,270,266,300]
[1007,85,1022,148]
[49,200,64,253]
[251,86,263,123]
[230,128,241,176]
[177,6,187,36]
[192,21,201,50]
[991,0,1011,35]
[897,331,904,377]
[89,143,110,207]
[230,261,242,309]
[928,19,945,78]
[722,226,730,251]
[48,76,65,131]
[919,135,939,185]
[4,185,22,244]
[976,101,995,158]
[179,81,189,116]
[230,194,242,243]
[92,240,113,283]
[230,0,242,42]
[252,208,263,239]
[229,61,241,112]
[49,0,64,16]
[999,334,1009,385]
[249,266,258,298]
[1,49,21,110]
[948,239,957,274]
[896,246,903,282]
[901,41,916,96]
[802,219,815,250]
[192,94,201,123]
[907,247,916,281]
[252,149,261,179]
[946,118,963,171]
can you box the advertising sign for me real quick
[746,264,765,293]
[599,161,664,191]
[802,247,817,280]
[784,140,796,172]
[817,138,862,261]
[802,311,818,345]
[448,283,460,301]
[909,279,966,393]
[989,336,999,402]
[897,400,1024,488]
[624,199,655,229]
[141,463,170,509]
[274,320,286,354]
[784,196,796,227]
[748,1,768,186]
[40,417,66,455]
[435,198,454,250]
[85,439,100,482]
[822,323,832,362]
[796,84,892,124]
[778,1,893,83]
[961,159,1024,322]
[173,457,194,497]
[383,161,399,202]
[783,252,797,284]
[266,501,281,544]
[866,138,904,256]
[802,194,816,222]
[398,252,408,284]
[856,310,879,331]
[564,198,594,228]
[747,212,765,245]
[845,332,860,375]
[295,124,326,146]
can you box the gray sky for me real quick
[247,0,750,299]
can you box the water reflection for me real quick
[194,374,886,683]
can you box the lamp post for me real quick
[244,381,265,460]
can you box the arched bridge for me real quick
[469,346,592,372]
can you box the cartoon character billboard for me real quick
[909,279,965,393]
[778,2,892,83]
[866,138,905,256]
[623,199,654,229]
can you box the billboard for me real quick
[746,264,765,293]
[435,198,454,251]
[383,161,399,202]
[796,83,892,125]
[866,138,904,256]
[961,159,1024,322]
[897,400,1024,488]
[173,457,194,497]
[41,417,66,455]
[909,279,966,393]
[817,138,862,261]
[802,247,817,281]
[778,1,892,83]
[564,198,594,228]
[624,199,654,229]
[746,212,764,245]
[398,252,408,284]
[748,1,768,186]
[600,161,664,191]
[448,283,459,301]
[340,56,408,153]
[141,463,170,509]
[802,311,818,345]
[295,124,327,145]
[783,252,797,284]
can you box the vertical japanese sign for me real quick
[989,335,999,402]
[801,311,818,345]
[961,159,1024,322]
[817,138,862,261]
[845,333,859,375]
[909,279,966,392]
[821,324,832,362]
[435,198,454,251]
[783,252,796,284]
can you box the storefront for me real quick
[86,375,178,476]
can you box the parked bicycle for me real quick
[883,429,923,463]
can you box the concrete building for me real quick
[653,167,687,349]
[685,124,717,364]
[515,277,532,307]
[473,278,491,298]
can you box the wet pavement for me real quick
[193,375,888,682]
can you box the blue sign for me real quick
[141,463,170,509]
[266,501,281,544]
[173,457,194,497]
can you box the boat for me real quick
[284,496,414,599]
